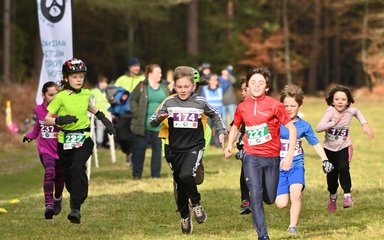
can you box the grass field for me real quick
[0,99,383,240]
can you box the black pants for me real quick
[115,115,133,155]
[240,163,250,201]
[165,145,204,219]
[58,137,94,210]
[325,147,352,195]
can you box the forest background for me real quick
[1,0,384,138]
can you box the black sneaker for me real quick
[240,199,251,215]
[180,215,193,234]
[45,205,55,219]
[67,209,81,224]
[192,204,207,224]
[53,197,62,215]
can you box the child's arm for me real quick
[89,104,115,135]
[315,107,341,132]
[280,121,297,171]
[23,113,40,143]
[149,100,168,127]
[312,143,334,173]
[354,108,375,138]
[225,124,240,158]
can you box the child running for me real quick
[150,66,226,234]
[224,67,297,240]
[275,84,334,235]
[232,76,251,214]
[315,85,374,213]
[44,58,116,224]
[23,81,65,220]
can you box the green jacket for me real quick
[130,79,170,136]
[115,73,145,93]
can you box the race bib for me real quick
[40,124,58,139]
[63,133,86,150]
[326,127,349,141]
[245,123,272,146]
[173,111,198,129]
[280,139,302,157]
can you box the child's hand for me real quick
[280,157,292,171]
[157,113,169,122]
[22,136,32,143]
[322,160,334,173]
[333,114,342,125]
[224,145,233,159]
[362,123,374,138]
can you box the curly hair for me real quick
[325,85,354,107]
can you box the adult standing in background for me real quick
[115,57,145,92]
[113,57,145,166]
[130,64,170,179]
[219,66,237,128]
[91,75,110,148]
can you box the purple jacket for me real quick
[26,102,60,159]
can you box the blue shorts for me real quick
[276,165,305,196]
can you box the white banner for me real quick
[36,0,73,104]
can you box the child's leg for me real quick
[261,157,280,204]
[324,149,339,195]
[337,147,352,194]
[243,155,270,239]
[178,148,204,206]
[67,138,94,210]
[240,163,250,201]
[54,158,65,199]
[39,154,56,206]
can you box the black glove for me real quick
[95,111,116,135]
[55,115,78,125]
[322,160,334,174]
[23,136,32,143]
[235,149,245,160]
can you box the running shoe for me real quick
[192,204,207,224]
[67,209,81,224]
[180,215,193,234]
[327,195,337,213]
[287,226,298,235]
[240,199,251,215]
[343,195,353,208]
[45,205,55,219]
[53,197,62,215]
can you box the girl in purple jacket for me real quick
[23,81,64,219]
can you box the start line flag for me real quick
[36,0,73,104]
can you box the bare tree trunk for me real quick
[227,0,234,40]
[187,0,198,56]
[323,7,330,88]
[361,0,372,91]
[3,0,11,83]
[307,0,321,93]
[128,21,135,56]
[283,0,292,84]
[333,14,341,84]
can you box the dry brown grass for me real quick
[0,80,38,150]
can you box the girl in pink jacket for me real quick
[315,85,374,213]
[23,81,64,219]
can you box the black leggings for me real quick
[58,137,94,210]
[325,147,352,195]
